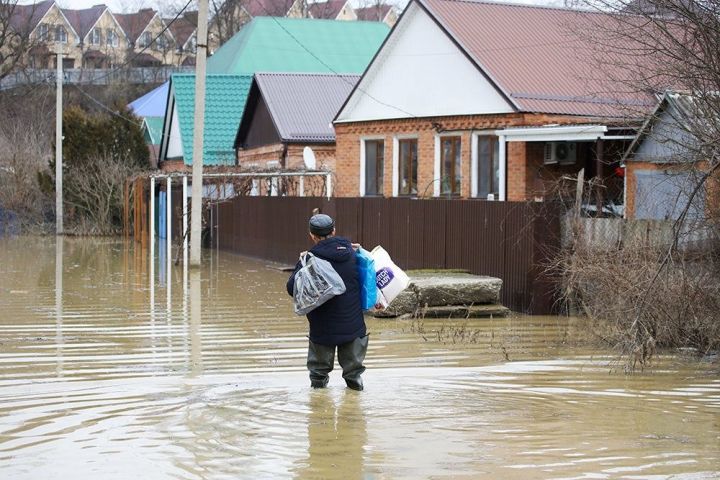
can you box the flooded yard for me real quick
[0,237,718,479]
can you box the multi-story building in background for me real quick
[3,0,396,75]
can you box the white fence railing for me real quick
[0,67,194,90]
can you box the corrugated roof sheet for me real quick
[207,17,389,75]
[129,82,169,117]
[421,0,657,117]
[142,116,164,145]
[254,72,360,142]
[172,74,253,166]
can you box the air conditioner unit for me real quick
[544,142,577,166]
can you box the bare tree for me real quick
[554,0,720,366]
[0,0,41,81]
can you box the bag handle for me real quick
[300,251,314,267]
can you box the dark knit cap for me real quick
[309,214,334,236]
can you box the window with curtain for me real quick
[440,136,461,196]
[55,25,67,43]
[399,138,418,196]
[91,28,102,45]
[477,135,500,199]
[364,140,384,196]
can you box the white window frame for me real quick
[55,25,67,44]
[106,28,118,47]
[38,23,49,41]
[90,27,101,45]
[433,132,463,197]
[471,131,506,201]
[392,134,419,197]
[359,136,385,197]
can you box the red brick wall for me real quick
[238,143,337,172]
[334,113,594,199]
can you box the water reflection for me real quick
[0,237,718,479]
[296,391,367,479]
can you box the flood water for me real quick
[0,236,718,479]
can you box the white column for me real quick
[392,137,399,197]
[433,135,441,197]
[150,176,155,283]
[498,135,506,201]
[359,140,366,196]
[326,173,332,199]
[299,176,305,197]
[166,176,172,255]
[470,133,478,198]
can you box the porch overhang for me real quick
[497,125,608,142]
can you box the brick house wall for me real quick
[334,112,594,199]
[238,143,336,171]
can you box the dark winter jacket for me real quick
[287,236,366,346]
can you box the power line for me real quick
[249,0,419,119]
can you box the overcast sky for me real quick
[22,0,560,14]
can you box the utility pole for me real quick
[190,0,209,266]
[55,43,63,235]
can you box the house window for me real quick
[90,27,102,45]
[38,23,49,41]
[106,29,118,47]
[364,139,384,196]
[440,136,461,196]
[477,135,500,199]
[398,138,418,196]
[55,25,67,44]
[139,31,152,48]
[155,34,167,51]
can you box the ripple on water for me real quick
[0,237,719,479]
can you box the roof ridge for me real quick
[255,71,361,77]
[422,0,618,16]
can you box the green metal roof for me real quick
[207,17,390,75]
[171,74,253,166]
[142,116,164,145]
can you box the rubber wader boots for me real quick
[307,336,369,390]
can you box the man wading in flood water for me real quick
[286,214,369,391]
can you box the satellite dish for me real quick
[303,146,317,170]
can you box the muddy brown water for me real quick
[0,237,718,479]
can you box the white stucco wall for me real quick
[336,2,513,122]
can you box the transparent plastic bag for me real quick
[293,253,346,315]
[356,247,377,311]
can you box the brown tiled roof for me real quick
[243,0,296,17]
[421,0,657,118]
[308,0,348,19]
[115,8,156,43]
[166,12,197,47]
[355,4,392,21]
[7,0,54,34]
[61,4,106,40]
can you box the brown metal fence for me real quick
[210,197,561,314]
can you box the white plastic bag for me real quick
[371,246,410,307]
[293,253,346,315]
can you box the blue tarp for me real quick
[128,82,169,118]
